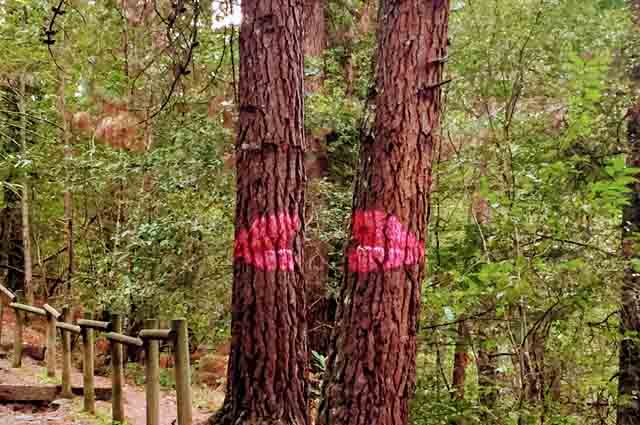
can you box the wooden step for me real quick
[0,384,112,402]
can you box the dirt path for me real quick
[0,308,222,425]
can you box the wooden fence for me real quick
[0,284,192,425]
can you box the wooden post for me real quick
[0,284,16,347]
[144,319,160,425]
[11,291,24,368]
[46,309,57,377]
[43,304,60,379]
[60,306,73,398]
[0,300,4,346]
[173,319,192,425]
[111,314,125,424]
[12,308,22,368]
[82,312,95,414]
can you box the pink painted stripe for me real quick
[234,212,300,271]
[347,210,425,273]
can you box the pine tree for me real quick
[211,1,309,424]
[318,1,450,424]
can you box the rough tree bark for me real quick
[317,2,450,425]
[209,1,308,424]
[617,2,640,424]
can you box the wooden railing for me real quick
[0,284,192,425]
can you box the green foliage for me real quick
[312,350,327,372]
[1,0,639,423]
[415,0,631,423]
[125,362,177,389]
[0,0,238,344]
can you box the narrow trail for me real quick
[0,308,222,425]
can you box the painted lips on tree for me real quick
[234,210,422,273]
[348,210,425,273]
[234,212,301,271]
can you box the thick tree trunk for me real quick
[618,105,640,425]
[317,2,449,425]
[210,1,308,424]
[617,3,640,424]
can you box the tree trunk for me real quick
[1,83,25,294]
[317,2,449,425]
[303,0,333,358]
[210,1,308,424]
[451,320,471,400]
[58,73,74,298]
[618,105,640,425]
[477,337,498,415]
[19,77,33,305]
[472,161,499,419]
[303,0,326,93]
[3,188,23,293]
[618,3,640,424]
[341,0,375,97]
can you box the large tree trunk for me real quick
[617,2,640,424]
[210,1,308,424]
[317,2,450,425]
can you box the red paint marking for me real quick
[348,210,424,273]
[234,212,301,271]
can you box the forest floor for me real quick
[0,307,224,425]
